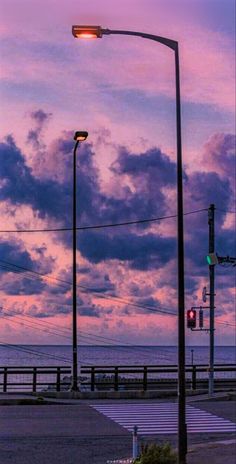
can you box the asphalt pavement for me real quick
[0,398,235,463]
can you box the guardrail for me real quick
[80,364,236,392]
[0,364,235,392]
[0,366,71,392]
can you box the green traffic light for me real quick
[206,255,212,265]
[206,253,218,265]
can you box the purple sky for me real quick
[0,0,235,346]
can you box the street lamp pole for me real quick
[71,131,88,392]
[72,27,186,463]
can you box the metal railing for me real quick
[80,364,236,392]
[0,366,71,392]
[0,364,235,393]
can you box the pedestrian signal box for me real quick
[187,309,196,329]
[199,308,204,328]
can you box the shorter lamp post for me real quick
[71,130,88,392]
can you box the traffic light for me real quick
[187,309,196,329]
[199,308,204,329]
[206,253,218,265]
[202,286,207,303]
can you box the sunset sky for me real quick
[0,0,235,347]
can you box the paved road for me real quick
[0,400,235,464]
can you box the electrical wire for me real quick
[0,341,71,364]
[0,308,173,361]
[0,261,69,287]
[1,261,235,327]
[0,208,208,233]
[0,259,177,317]
[1,308,234,374]
[1,298,176,359]
[1,261,235,332]
[2,305,234,377]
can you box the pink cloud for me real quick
[201,133,235,178]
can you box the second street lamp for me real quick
[71,130,88,392]
[72,26,186,464]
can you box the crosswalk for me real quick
[90,402,236,434]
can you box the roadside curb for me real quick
[187,391,236,402]
[0,390,235,405]
[189,438,236,450]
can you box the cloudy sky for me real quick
[0,0,235,347]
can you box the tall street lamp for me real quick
[71,130,88,392]
[72,26,186,463]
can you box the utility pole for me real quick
[208,203,215,396]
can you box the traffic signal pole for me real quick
[208,204,215,396]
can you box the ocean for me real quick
[0,345,235,367]
[1,345,235,391]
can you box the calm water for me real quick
[1,345,235,391]
[0,345,235,367]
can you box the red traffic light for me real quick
[187,309,196,329]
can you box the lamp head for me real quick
[72,25,103,39]
[74,131,88,142]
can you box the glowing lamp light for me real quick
[74,131,88,142]
[78,33,98,39]
[187,309,196,329]
[72,26,102,39]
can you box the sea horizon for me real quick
[1,345,235,368]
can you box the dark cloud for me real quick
[185,171,231,213]
[27,109,52,150]
[111,146,177,186]
[78,304,101,317]
[134,296,163,311]
[2,277,46,295]
[127,283,155,297]
[0,135,70,220]
[0,124,235,313]
[81,280,115,294]
[183,154,234,285]
[78,230,176,270]
[31,109,51,125]
[0,241,55,296]
[215,228,236,256]
[0,241,36,272]
[0,258,56,297]
[0,134,175,245]
[45,283,70,295]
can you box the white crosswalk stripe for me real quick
[90,402,236,434]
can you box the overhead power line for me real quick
[1,259,235,325]
[0,259,177,317]
[1,309,234,372]
[1,255,235,326]
[0,340,72,364]
[0,208,208,233]
[0,307,173,361]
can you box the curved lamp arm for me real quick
[101,28,178,50]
